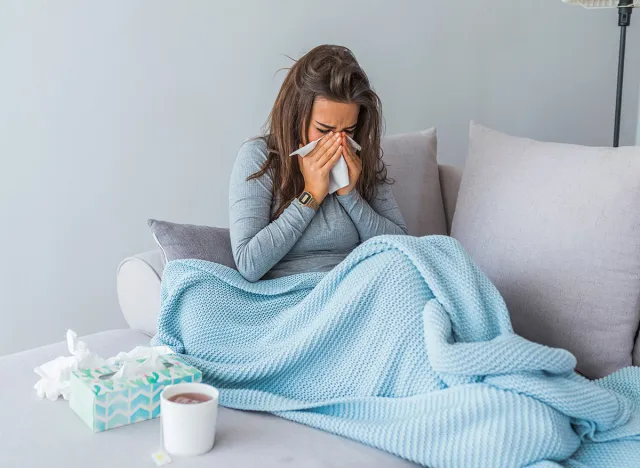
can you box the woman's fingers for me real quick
[342,134,357,157]
[308,132,339,161]
[345,136,361,165]
[341,135,352,161]
[316,137,342,168]
[320,142,344,171]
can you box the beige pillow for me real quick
[383,128,447,236]
[451,123,640,378]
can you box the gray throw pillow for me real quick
[451,123,640,379]
[147,219,237,269]
[382,128,448,236]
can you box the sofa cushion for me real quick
[148,219,236,268]
[451,123,640,379]
[1,330,415,468]
[382,128,447,236]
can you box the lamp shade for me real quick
[562,0,638,7]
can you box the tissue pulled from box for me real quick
[33,330,106,401]
[108,345,174,379]
[33,330,173,401]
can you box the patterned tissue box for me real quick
[69,354,202,432]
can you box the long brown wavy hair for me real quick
[249,44,391,219]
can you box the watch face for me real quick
[299,192,311,204]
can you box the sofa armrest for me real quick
[116,250,165,336]
[438,164,463,235]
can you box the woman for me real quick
[155,46,640,467]
[229,44,408,282]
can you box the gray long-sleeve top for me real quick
[229,138,408,282]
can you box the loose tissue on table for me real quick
[34,330,108,401]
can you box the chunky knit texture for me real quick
[152,235,640,467]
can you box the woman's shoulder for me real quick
[237,137,269,163]
[232,137,270,175]
[232,137,268,180]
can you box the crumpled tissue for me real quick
[33,330,173,401]
[289,135,361,194]
[109,345,174,379]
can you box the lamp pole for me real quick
[614,0,633,147]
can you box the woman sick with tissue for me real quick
[229,44,408,282]
[155,42,640,467]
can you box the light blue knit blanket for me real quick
[152,235,640,467]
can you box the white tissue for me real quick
[290,135,361,194]
[34,330,107,401]
[33,330,174,401]
[107,345,174,379]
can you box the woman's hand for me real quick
[336,132,362,196]
[298,131,343,204]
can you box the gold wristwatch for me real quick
[296,191,320,211]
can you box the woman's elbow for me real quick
[386,222,408,236]
[234,254,264,282]
[239,269,262,283]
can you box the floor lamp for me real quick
[563,0,638,147]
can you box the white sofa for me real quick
[5,126,640,466]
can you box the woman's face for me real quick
[305,97,360,144]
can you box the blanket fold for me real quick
[152,235,640,467]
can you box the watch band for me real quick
[297,191,320,211]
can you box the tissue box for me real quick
[69,354,202,432]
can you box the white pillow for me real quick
[452,122,640,378]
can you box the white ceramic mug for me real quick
[160,382,219,456]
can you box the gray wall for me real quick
[1,0,638,355]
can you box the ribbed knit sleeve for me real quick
[336,183,408,242]
[229,140,316,282]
